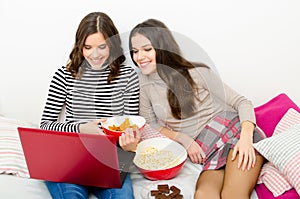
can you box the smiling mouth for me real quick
[89,57,104,64]
[140,61,151,67]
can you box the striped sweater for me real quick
[40,63,139,133]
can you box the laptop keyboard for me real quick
[116,146,135,173]
[119,162,126,172]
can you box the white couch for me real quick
[0,115,259,199]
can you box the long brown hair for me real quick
[67,12,125,83]
[129,19,208,119]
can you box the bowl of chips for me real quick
[101,115,146,139]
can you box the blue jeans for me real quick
[45,174,134,199]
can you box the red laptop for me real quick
[17,127,135,188]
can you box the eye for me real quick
[132,50,138,54]
[83,45,91,50]
[145,48,152,52]
[99,44,107,50]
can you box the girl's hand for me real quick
[119,128,141,152]
[186,140,206,164]
[175,132,206,164]
[231,121,256,171]
[231,136,256,171]
[79,119,107,134]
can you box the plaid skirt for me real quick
[196,111,265,171]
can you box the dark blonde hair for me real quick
[129,19,208,119]
[67,12,125,83]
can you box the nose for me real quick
[137,50,145,61]
[90,48,101,58]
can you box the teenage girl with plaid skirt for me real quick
[129,18,266,199]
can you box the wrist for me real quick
[174,132,194,149]
[78,123,83,133]
[241,121,255,131]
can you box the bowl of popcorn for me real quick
[101,115,146,139]
[133,137,187,180]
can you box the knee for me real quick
[220,188,231,199]
[194,189,205,199]
[46,181,88,199]
[194,189,220,199]
[221,188,250,199]
[104,176,134,199]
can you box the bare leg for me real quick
[194,169,224,199]
[221,149,264,199]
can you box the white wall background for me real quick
[1,0,300,124]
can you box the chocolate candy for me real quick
[150,184,183,199]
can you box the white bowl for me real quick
[101,115,146,138]
[134,137,187,180]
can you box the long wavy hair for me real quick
[67,12,125,83]
[129,19,208,119]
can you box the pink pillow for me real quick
[258,162,292,197]
[254,93,300,137]
[256,184,300,199]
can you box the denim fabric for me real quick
[46,174,134,199]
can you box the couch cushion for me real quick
[254,93,300,137]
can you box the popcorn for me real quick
[135,146,179,170]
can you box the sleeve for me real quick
[39,67,80,132]
[199,67,256,124]
[138,75,162,130]
[123,68,140,116]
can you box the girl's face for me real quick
[131,33,157,75]
[83,32,110,70]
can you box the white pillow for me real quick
[0,116,35,178]
[254,122,300,196]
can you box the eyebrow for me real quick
[84,43,107,47]
[132,43,152,49]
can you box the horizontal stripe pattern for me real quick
[256,124,300,171]
[258,162,292,196]
[273,108,300,135]
[283,152,300,195]
[40,64,139,132]
[0,117,31,178]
